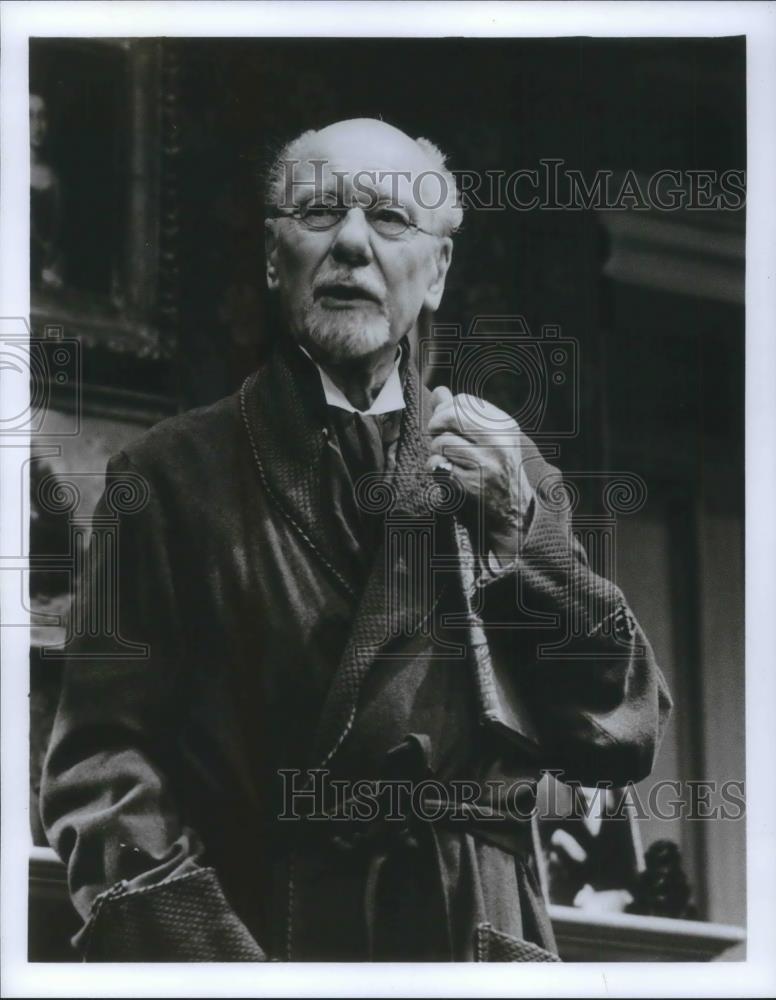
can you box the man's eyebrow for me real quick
[293,187,416,216]
[368,177,419,209]
[287,168,421,214]
[294,184,339,206]
[370,191,411,209]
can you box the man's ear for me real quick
[264,219,279,290]
[423,237,453,312]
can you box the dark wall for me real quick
[171,38,745,483]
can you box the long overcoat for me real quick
[41,343,672,962]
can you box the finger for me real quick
[428,432,485,469]
[424,458,484,499]
[429,385,453,414]
[426,453,454,474]
[427,396,498,435]
[426,400,463,435]
[428,430,476,452]
[428,395,516,436]
[425,455,480,486]
[428,403,488,439]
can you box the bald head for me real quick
[299,118,436,175]
[265,118,463,236]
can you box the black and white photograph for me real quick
[1,2,775,997]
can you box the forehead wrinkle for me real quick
[289,159,444,224]
[296,161,416,205]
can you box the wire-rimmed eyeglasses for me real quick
[269,201,439,239]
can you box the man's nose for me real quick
[329,207,374,266]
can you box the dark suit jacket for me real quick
[40,342,672,961]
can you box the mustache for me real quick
[313,277,385,305]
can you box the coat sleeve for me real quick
[477,442,673,787]
[39,451,267,961]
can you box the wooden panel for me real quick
[697,511,746,928]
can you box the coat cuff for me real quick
[76,867,268,962]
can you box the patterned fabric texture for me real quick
[475,922,561,962]
[79,868,267,962]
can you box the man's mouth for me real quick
[315,283,381,306]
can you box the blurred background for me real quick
[28,36,745,960]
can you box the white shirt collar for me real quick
[299,344,406,416]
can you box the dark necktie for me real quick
[325,408,403,575]
[334,410,388,481]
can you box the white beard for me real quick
[299,303,393,364]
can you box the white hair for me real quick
[263,126,463,236]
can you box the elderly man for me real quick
[41,118,671,962]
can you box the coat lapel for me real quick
[309,362,461,769]
[240,344,360,598]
